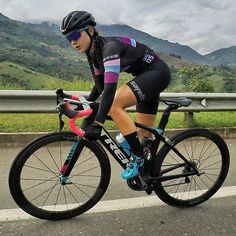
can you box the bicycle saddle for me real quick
[160,97,192,107]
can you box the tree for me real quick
[223,77,236,92]
[178,65,214,92]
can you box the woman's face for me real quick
[71,29,93,53]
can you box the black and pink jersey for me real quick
[89,36,158,123]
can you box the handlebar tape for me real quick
[57,102,93,137]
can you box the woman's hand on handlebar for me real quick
[84,122,103,141]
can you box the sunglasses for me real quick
[66,27,89,43]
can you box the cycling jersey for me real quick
[88,36,160,123]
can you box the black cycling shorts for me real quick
[126,59,171,115]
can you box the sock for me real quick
[124,131,143,157]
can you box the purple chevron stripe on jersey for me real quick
[121,36,130,45]
[104,72,119,83]
[120,36,136,47]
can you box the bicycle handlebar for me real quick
[56,92,93,137]
[56,88,81,103]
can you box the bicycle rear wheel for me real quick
[153,129,230,207]
[9,131,111,220]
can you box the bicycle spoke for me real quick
[62,186,68,211]
[182,141,191,160]
[198,152,221,166]
[22,176,58,192]
[193,177,204,195]
[46,146,60,172]
[180,180,190,199]
[74,152,95,169]
[24,164,55,174]
[60,141,63,169]
[200,147,220,167]
[70,165,101,179]
[202,172,219,176]
[202,173,216,184]
[166,151,181,164]
[169,178,184,197]
[76,183,97,189]
[188,176,194,200]
[32,153,58,178]
[200,159,221,170]
[198,141,214,163]
[75,174,100,178]
[197,175,210,189]
[71,182,91,199]
[54,185,62,212]
[30,180,60,203]
[41,180,59,208]
[197,138,207,161]
[64,185,82,206]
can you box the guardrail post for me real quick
[184,112,195,127]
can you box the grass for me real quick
[0,61,65,89]
[0,112,235,133]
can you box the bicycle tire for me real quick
[153,128,230,208]
[9,131,111,220]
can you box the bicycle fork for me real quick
[59,138,86,185]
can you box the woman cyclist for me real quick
[61,11,171,180]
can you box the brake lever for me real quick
[57,109,65,132]
[55,88,64,105]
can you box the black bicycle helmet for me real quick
[61,11,96,36]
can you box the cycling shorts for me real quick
[126,59,171,115]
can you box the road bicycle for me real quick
[9,89,230,221]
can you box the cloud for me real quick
[197,0,233,10]
[0,0,235,54]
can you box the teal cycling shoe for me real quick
[121,156,144,180]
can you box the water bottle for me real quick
[115,133,131,157]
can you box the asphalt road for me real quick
[0,138,235,236]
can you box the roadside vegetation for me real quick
[0,112,235,133]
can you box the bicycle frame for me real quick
[59,103,200,185]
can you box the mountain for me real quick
[204,46,236,66]
[0,12,11,22]
[97,24,208,64]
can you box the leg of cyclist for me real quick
[110,59,171,179]
[136,113,156,139]
[136,96,160,140]
[109,84,144,179]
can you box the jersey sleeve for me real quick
[95,42,121,123]
[87,59,104,101]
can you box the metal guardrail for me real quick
[0,90,236,113]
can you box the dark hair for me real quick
[86,29,104,81]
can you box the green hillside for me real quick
[0,62,93,90]
[0,17,91,81]
[1,61,235,93]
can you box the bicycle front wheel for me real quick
[9,131,111,220]
[153,129,230,207]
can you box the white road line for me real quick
[1,185,236,222]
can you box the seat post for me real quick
[158,105,178,131]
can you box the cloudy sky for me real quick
[1,0,235,54]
